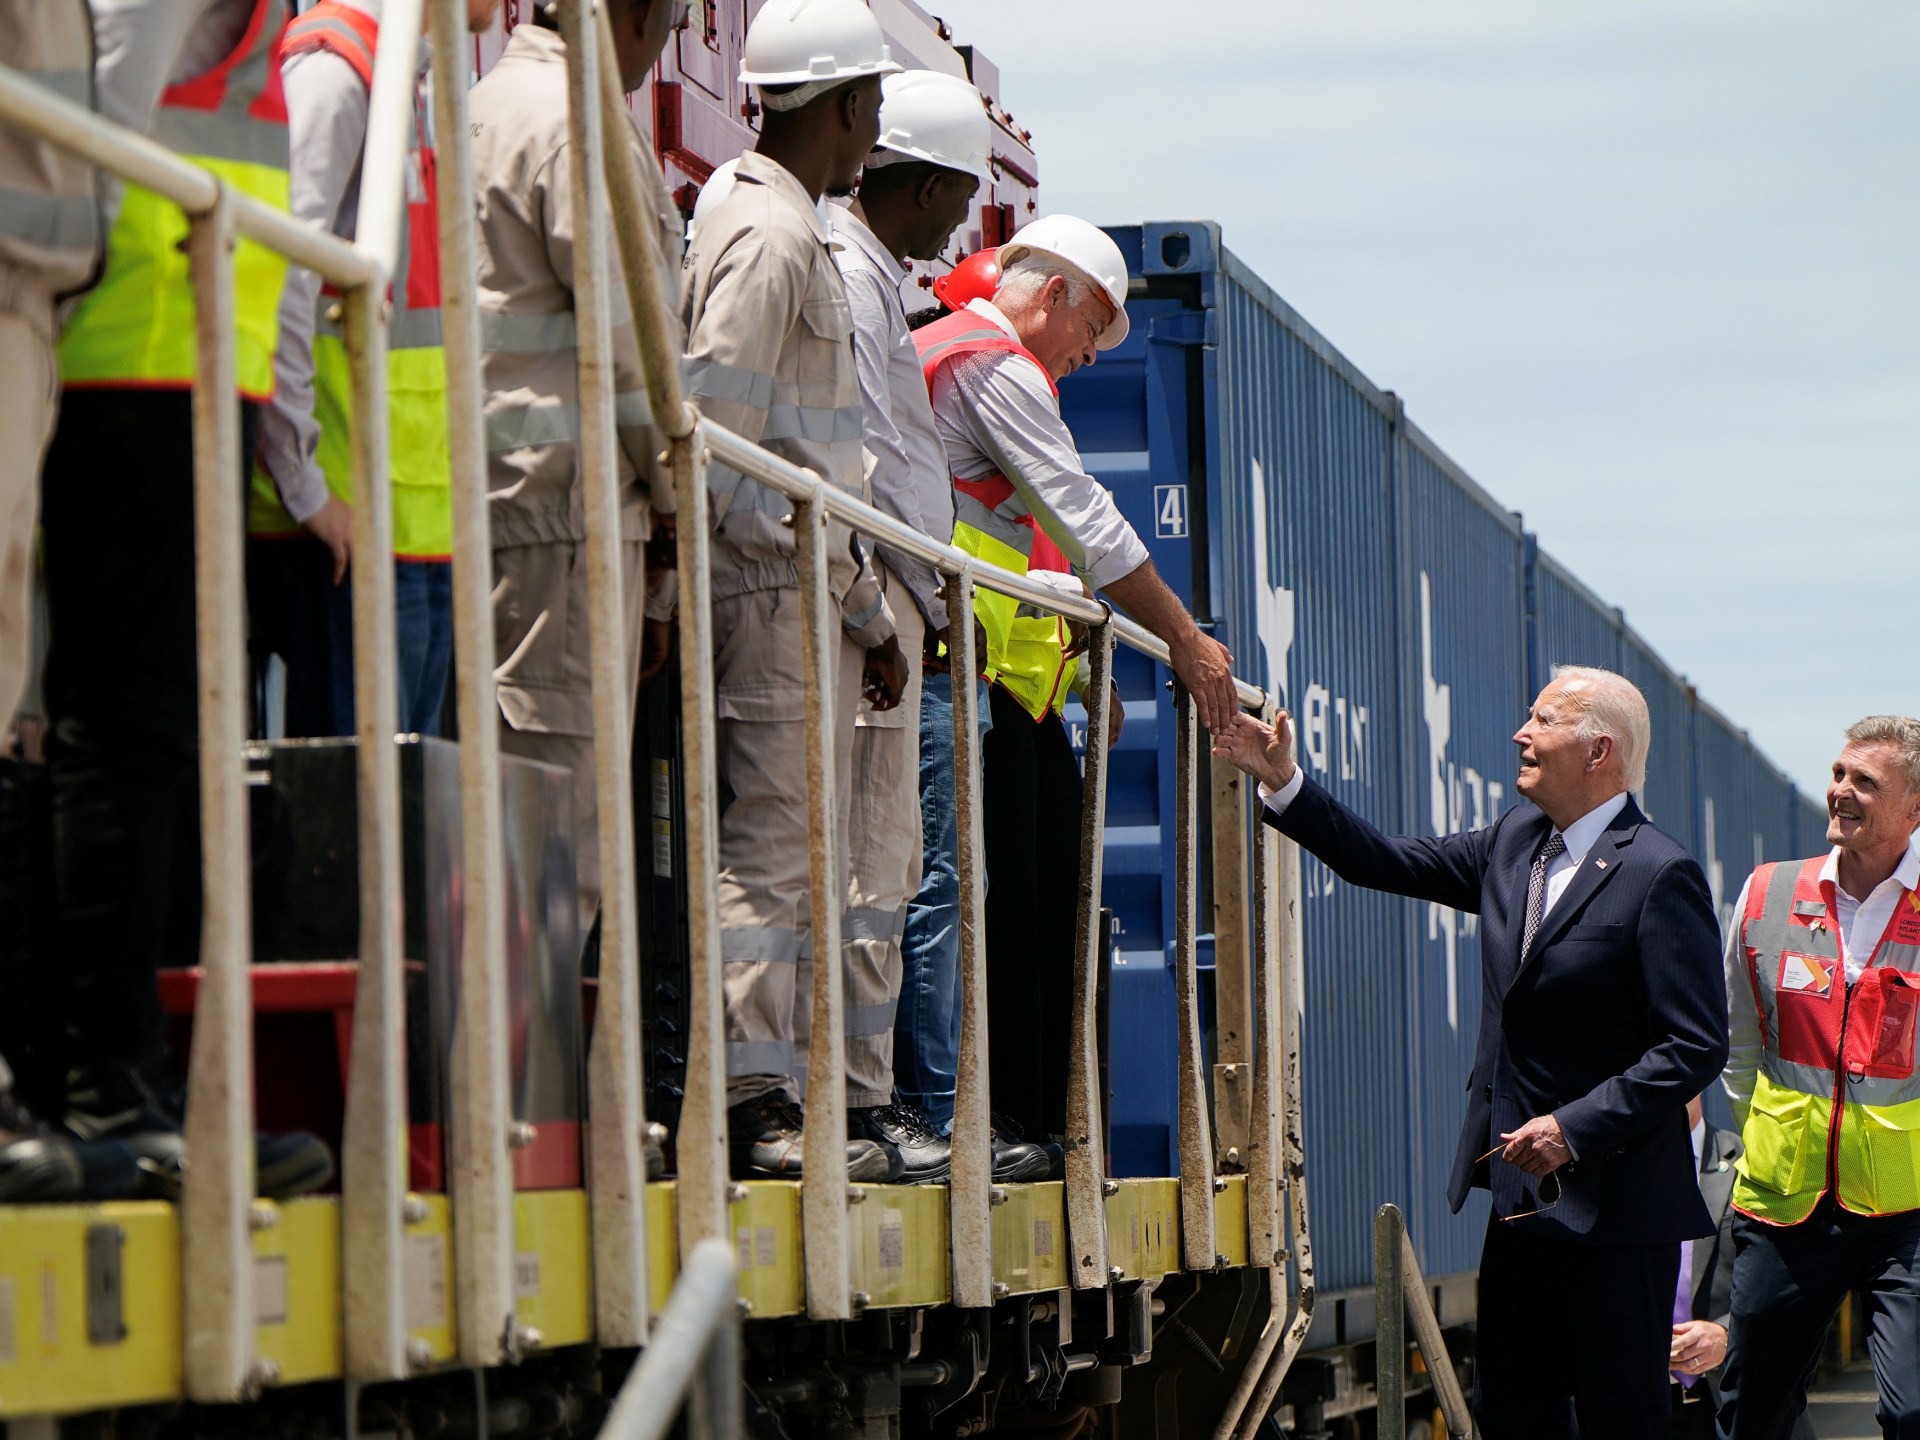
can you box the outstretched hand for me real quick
[1210,710,1297,792]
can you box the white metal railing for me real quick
[0,0,1315,1419]
[599,1239,743,1440]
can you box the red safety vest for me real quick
[915,308,1079,719]
[1732,854,1920,1224]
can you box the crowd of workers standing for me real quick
[5,3,1920,1439]
[0,0,1240,1207]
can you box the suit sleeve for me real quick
[1264,772,1494,913]
[1553,854,1731,1161]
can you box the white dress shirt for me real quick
[1723,830,1920,1117]
[1259,771,1626,925]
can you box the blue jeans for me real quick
[894,670,988,1131]
[249,543,452,738]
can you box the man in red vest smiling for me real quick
[1718,715,1920,1438]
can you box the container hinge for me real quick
[1147,311,1216,348]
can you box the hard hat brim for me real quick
[873,140,993,183]
[738,58,905,86]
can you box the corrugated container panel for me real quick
[1747,746,1802,871]
[1393,420,1523,1276]
[1795,792,1830,857]
[1527,545,1622,697]
[1694,701,1763,939]
[1212,239,1417,1295]
[1619,629,1697,854]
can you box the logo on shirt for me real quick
[1779,952,1834,997]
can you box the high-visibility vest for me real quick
[1732,854,1920,1225]
[246,1,452,560]
[58,0,291,401]
[914,309,1079,721]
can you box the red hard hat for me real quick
[932,247,1001,312]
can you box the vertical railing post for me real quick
[1172,684,1217,1268]
[1233,832,1318,1439]
[1211,807,1289,1440]
[426,0,517,1369]
[946,567,994,1309]
[1211,756,1254,1171]
[673,435,729,1260]
[337,268,408,1381]
[1244,809,1283,1268]
[560,0,651,1347]
[180,187,258,1403]
[1065,621,1114,1288]
[793,481,851,1320]
[1375,1204,1407,1439]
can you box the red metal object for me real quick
[156,964,584,1192]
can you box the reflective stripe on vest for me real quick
[58,0,290,400]
[914,309,1079,720]
[246,2,453,559]
[1733,855,1920,1224]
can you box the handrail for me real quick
[695,423,1265,707]
[1374,1203,1473,1440]
[599,1239,743,1440]
[0,64,374,288]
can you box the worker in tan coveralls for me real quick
[681,0,908,1182]
[0,3,99,737]
[470,0,688,937]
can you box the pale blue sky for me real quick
[951,0,1918,797]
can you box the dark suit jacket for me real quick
[1268,776,1729,1246]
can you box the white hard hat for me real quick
[998,215,1131,350]
[864,70,992,182]
[687,158,740,244]
[740,0,902,111]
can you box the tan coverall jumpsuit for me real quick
[680,150,893,1108]
[469,21,678,934]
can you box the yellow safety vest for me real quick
[1733,855,1920,1225]
[245,1,452,559]
[914,310,1080,721]
[58,0,291,401]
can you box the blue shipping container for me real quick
[1058,220,1823,1298]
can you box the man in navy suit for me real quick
[1213,665,1729,1438]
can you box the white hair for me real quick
[1550,664,1651,793]
[994,252,1094,311]
[1844,715,1920,793]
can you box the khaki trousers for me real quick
[715,579,866,1106]
[492,537,645,936]
[843,577,923,1106]
[0,311,58,727]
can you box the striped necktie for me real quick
[1520,832,1568,962]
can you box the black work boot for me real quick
[988,1114,1053,1183]
[728,1095,894,1182]
[64,1060,334,1201]
[849,1102,950,1185]
[0,1055,139,1202]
